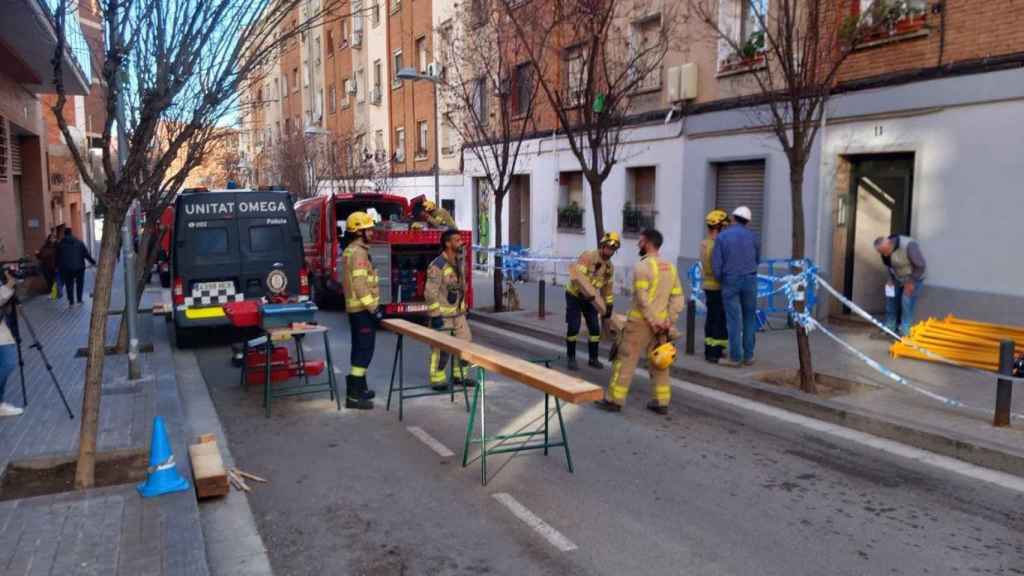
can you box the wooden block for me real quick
[188,440,229,499]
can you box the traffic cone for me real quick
[137,416,190,498]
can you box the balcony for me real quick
[0,0,91,95]
[622,205,656,235]
[557,204,584,232]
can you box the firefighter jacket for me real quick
[427,207,456,228]
[425,252,467,319]
[567,250,615,309]
[628,255,685,329]
[342,238,380,313]
[700,239,721,291]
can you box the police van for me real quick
[170,189,308,347]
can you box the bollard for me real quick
[538,279,546,319]
[685,305,695,356]
[993,340,1014,427]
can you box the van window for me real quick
[196,228,229,253]
[249,225,285,252]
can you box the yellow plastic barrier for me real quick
[889,315,1023,372]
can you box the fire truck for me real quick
[294,193,472,315]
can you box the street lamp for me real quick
[396,67,441,205]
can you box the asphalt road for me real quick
[192,309,1024,576]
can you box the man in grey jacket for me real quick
[57,228,95,307]
[873,235,926,337]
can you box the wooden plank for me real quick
[381,319,604,404]
[187,440,229,499]
[267,324,328,341]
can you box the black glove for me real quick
[447,289,459,305]
[430,316,444,330]
[373,308,384,324]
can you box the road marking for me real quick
[492,493,578,552]
[472,322,1024,495]
[406,426,455,458]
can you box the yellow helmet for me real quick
[649,342,677,370]
[600,232,621,248]
[705,209,729,227]
[423,200,437,211]
[346,211,375,232]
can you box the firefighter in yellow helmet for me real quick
[702,209,730,363]
[596,228,684,415]
[341,211,379,410]
[565,232,620,370]
[425,229,473,390]
[416,199,457,229]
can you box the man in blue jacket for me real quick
[712,206,760,367]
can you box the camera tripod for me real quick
[9,297,74,419]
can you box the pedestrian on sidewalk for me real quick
[340,212,379,410]
[712,206,760,368]
[596,229,684,416]
[564,232,620,371]
[425,229,473,390]
[56,228,95,307]
[701,210,730,364]
[36,230,59,298]
[0,267,24,416]
[873,235,927,337]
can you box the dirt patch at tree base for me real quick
[755,369,879,398]
[0,448,149,501]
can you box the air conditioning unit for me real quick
[666,63,698,102]
[345,80,357,95]
[352,31,363,47]
[370,87,382,104]
[426,62,443,78]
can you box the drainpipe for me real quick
[812,104,830,319]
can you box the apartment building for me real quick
[461,0,1024,323]
[0,0,91,260]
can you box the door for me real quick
[842,154,914,314]
[509,175,530,249]
[715,160,766,238]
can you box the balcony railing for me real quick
[42,0,92,84]
[622,205,656,234]
[557,206,584,231]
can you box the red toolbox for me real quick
[246,357,326,386]
[224,300,261,328]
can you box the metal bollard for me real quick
[994,340,1014,427]
[685,305,695,356]
[538,279,546,319]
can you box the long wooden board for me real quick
[381,319,603,404]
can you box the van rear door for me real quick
[175,196,242,306]
[236,193,303,299]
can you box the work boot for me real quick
[594,399,622,413]
[357,376,376,400]
[566,340,578,371]
[646,400,668,416]
[588,342,603,369]
[345,376,374,410]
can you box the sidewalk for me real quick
[471,273,1024,476]
[0,268,210,576]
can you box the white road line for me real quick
[472,321,1024,494]
[492,493,578,552]
[406,426,455,458]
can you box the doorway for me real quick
[841,154,914,314]
[508,175,530,249]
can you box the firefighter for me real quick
[565,232,621,370]
[596,228,684,416]
[341,211,379,410]
[416,199,457,229]
[702,210,730,363]
[425,229,473,390]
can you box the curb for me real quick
[469,311,1024,479]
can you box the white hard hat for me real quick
[732,206,753,221]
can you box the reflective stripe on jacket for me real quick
[566,249,615,306]
[700,239,720,291]
[628,256,685,326]
[425,254,467,318]
[341,239,380,312]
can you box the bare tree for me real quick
[50,0,338,488]
[323,132,380,195]
[497,0,681,243]
[438,0,546,311]
[689,0,868,393]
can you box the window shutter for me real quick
[715,160,766,238]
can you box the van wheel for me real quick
[172,323,192,349]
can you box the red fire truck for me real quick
[294,193,472,315]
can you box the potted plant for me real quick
[558,202,584,229]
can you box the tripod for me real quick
[8,298,74,419]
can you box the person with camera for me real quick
[0,267,24,416]
[57,228,95,307]
[425,229,472,391]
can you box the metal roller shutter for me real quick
[715,160,765,237]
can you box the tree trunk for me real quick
[493,192,505,312]
[789,169,816,394]
[75,209,125,489]
[114,226,158,352]
[589,177,605,244]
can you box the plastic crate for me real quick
[260,302,318,329]
[224,300,261,328]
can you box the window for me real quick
[373,59,383,102]
[416,36,428,72]
[274,78,280,100]
[275,121,281,141]
[341,19,350,46]
[630,16,663,92]
[513,63,532,116]
[328,84,336,113]
[372,0,380,25]
[249,226,284,253]
[558,171,584,230]
[394,127,406,161]
[470,0,488,27]
[624,167,656,234]
[315,36,322,65]
[356,68,366,102]
[392,50,403,88]
[417,120,429,158]
[855,0,927,25]
[282,73,289,95]
[740,0,766,43]
[303,61,310,88]
[327,29,334,56]
[292,68,299,92]
[342,78,352,107]
[472,77,489,120]
[441,117,454,155]
[285,117,292,134]
[353,0,364,34]
[441,199,455,219]
[375,130,385,157]
[196,228,229,254]
[257,88,263,104]
[391,0,400,13]
[564,46,587,106]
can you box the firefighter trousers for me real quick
[606,318,670,407]
[348,311,376,377]
[565,292,601,349]
[703,289,728,362]
[429,315,472,384]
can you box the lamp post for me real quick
[396,67,441,205]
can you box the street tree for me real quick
[497,0,680,244]
[688,0,869,393]
[437,0,546,311]
[49,0,338,488]
[275,132,333,199]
